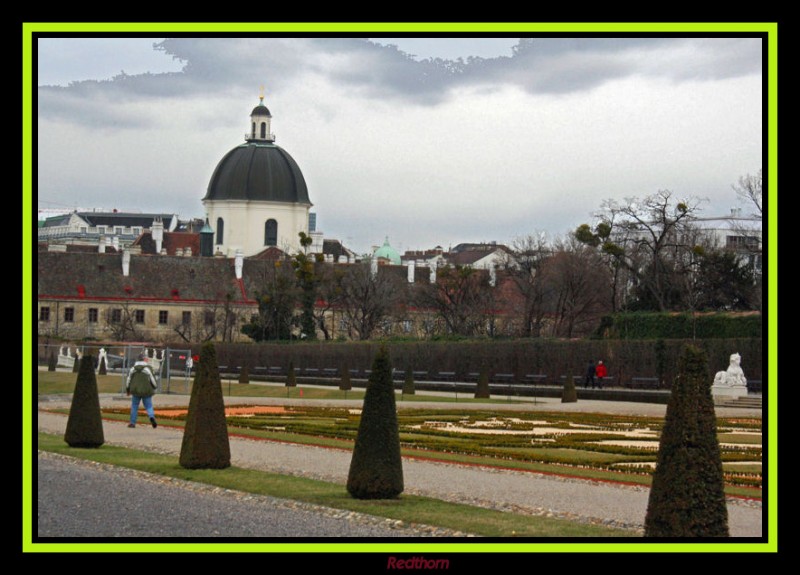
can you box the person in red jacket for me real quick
[595,360,608,389]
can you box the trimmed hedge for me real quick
[208,337,762,390]
[597,312,762,340]
[562,378,577,403]
[347,345,404,499]
[64,354,104,448]
[179,342,231,469]
[644,345,729,537]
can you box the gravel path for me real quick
[37,452,454,538]
[35,396,762,538]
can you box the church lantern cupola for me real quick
[247,91,274,143]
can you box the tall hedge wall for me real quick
[597,312,762,340]
[206,338,762,389]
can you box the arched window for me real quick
[260,122,267,139]
[265,219,278,246]
[216,217,224,245]
[251,122,256,138]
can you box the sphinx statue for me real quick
[713,353,748,388]
[711,353,749,400]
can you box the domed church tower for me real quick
[202,94,312,256]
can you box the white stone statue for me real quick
[713,353,748,389]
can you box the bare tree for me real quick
[241,258,299,342]
[103,301,142,341]
[732,168,762,216]
[415,264,492,337]
[544,237,613,338]
[312,262,345,340]
[502,233,552,337]
[576,190,706,311]
[338,261,405,340]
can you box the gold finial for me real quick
[259,85,265,103]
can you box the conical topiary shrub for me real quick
[402,369,415,396]
[238,364,250,384]
[47,351,57,372]
[72,353,80,372]
[347,345,404,499]
[179,342,231,469]
[64,354,104,448]
[339,363,352,391]
[561,376,577,403]
[286,360,297,387]
[474,367,490,399]
[644,345,729,537]
[97,355,107,375]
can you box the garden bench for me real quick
[465,372,480,382]
[303,367,319,377]
[627,377,661,389]
[746,379,762,393]
[558,375,584,386]
[488,383,525,394]
[268,366,284,376]
[595,376,614,388]
[412,371,428,381]
[492,373,515,383]
[524,374,549,385]
[322,368,338,378]
[433,371,455,381]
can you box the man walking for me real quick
[126,352,158,428]
[584,360,596,389]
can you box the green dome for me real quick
[373,237,401,265]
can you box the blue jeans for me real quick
[130,395,155,425]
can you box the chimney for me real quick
[407,262,415,283]
[152,217,164,254]
[122,249,130,277]
[235,249,244,280]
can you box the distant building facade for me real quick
[37,211,178,249]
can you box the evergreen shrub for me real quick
[644,345,729,537]
[347,345,404,499]
[64,354,105,448]
[179,342,231,469]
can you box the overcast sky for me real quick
[36,36,763,254]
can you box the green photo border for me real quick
[24,22,777,554]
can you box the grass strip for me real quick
[37,371,539,404]
[37,432,636,538]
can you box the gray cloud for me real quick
[39,37,762,123]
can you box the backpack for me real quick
[129,365,156,397]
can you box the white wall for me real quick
[203,199,310,256]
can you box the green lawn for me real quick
[37,370,536,404]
